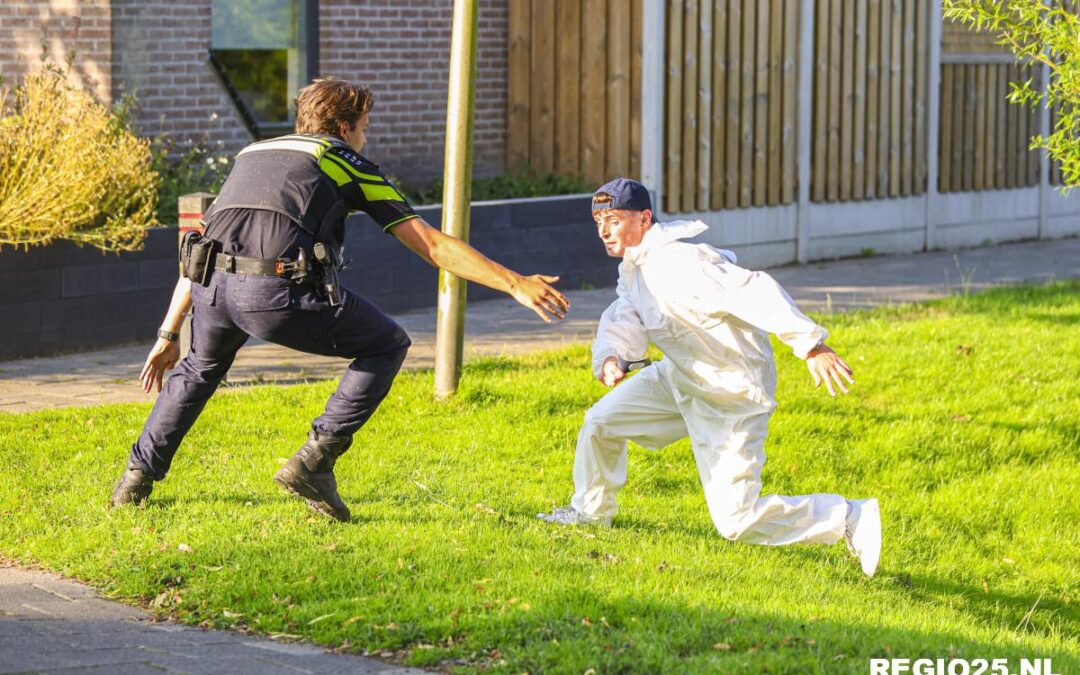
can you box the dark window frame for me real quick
[208,0,319,139]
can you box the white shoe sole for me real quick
[854,498,882,576]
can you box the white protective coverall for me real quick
[572,219,850,545]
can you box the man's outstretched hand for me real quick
[806,343,855,396]
[140,338,180,393]
[511,274,571,323]
[598,356,627,387]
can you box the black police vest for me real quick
[204,135,349,252]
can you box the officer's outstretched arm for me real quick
[389,217,570,323]
[139,278,192,393]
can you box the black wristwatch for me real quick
[158,329,180,342]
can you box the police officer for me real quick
[110,78,570,522]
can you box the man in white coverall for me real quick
[538,178,882,577]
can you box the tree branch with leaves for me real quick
[944,0,1079,188]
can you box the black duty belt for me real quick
[213,252,307,277]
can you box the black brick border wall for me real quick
[0,195,615,361]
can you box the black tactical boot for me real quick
[109,467,154,507]
[273,431,352,522]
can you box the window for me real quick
[209,0,318,138]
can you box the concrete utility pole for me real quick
[434,0,478,398]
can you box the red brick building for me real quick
[1,0,508,188]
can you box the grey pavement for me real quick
[0,563,426,674]
[0,237,1078,673]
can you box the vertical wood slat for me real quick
[951,64,964,191]
[753,0,770,205]
[1016,64,1028,187]
[697,0,713,210]
[681,0,700,213]
[1027,68,1039,186]
[507,0,531,170]
[877,0,891,197]
[581,0,608,185]
[812,0,828,202]
[739,0,755,208]
[826,0,841,202]
[839,0,855,201]
[973,64,986,190]
[913,0,926,193]
[781,0,798,204]
[766,0,783,206]
[606,0,631,179]
[866,0,880,198]
[1004,64,1016,189]
[852,0,867,200]
[900,0,914,196]
[984,63,997,189]
[888,0,902,197]
[529,0,556,173]
[554,0,581,177]
[664,0,683,208]
[629,0,643,179]
[995,64,1007,188]
[725,0,742,209]
[710,0,729,210]
[961,64,975,191]
[939,65,953,192]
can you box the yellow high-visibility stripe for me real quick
[361,183,405,202]
[319,156,351,186]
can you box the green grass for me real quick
[2,282,1079,674]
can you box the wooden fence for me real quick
[938,63,1040,192]
[664,0,800,213]
[938,16,1040,192]
[811,0,928,203]
[506,0,643,186]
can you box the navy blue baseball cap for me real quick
[592,178,652,213]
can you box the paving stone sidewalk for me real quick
[0,237,1077,673]
[0,563,426,674]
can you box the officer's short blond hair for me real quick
[294,78,374,137]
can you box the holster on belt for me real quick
[180,230,214,287]
[312,243,343,307]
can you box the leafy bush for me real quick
[0,62,158,251]
[151,135,233,227]
[405,165,595,205]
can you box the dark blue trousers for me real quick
[128,272,410,480]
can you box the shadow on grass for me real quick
[395,589,1079,673]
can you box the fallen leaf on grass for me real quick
[713,642,732,651]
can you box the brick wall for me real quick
[319,0,508,189]
[110,0,252,154]
[0,0,112,102]
[1,0,510,190]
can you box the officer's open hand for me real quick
[599,356,627,387]
[140,338,180,394]
[512,274,570,323]
[806,343,854,397]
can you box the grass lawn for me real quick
[1,282,1078,674]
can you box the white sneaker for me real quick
[844,498,882,577]
[537,505,612,527]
